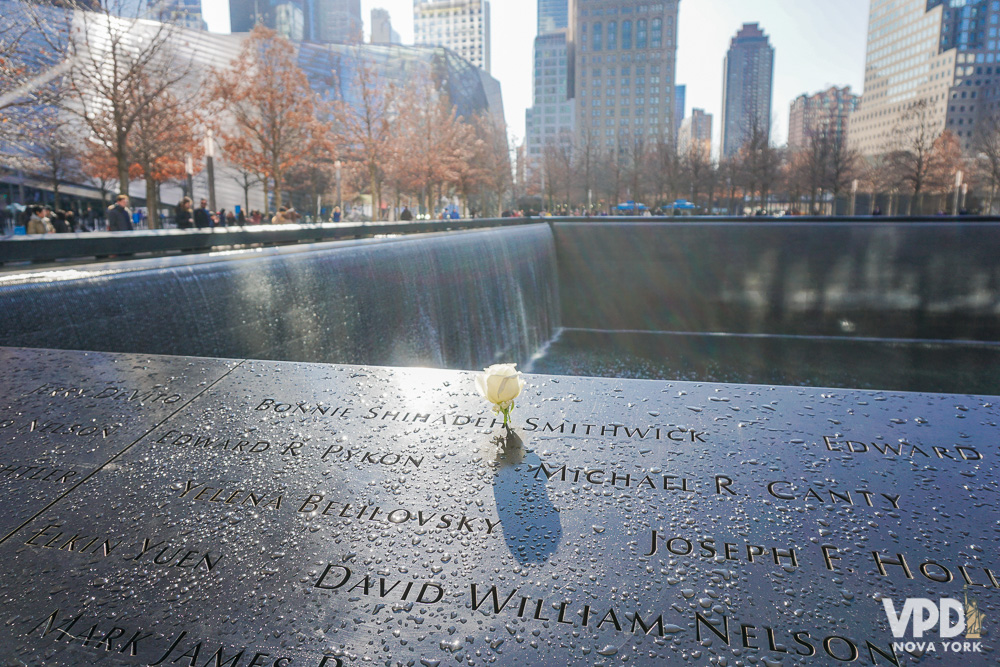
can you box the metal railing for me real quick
[0,218,537,265]
[5,214,1000,265]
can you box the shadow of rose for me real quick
[489,428,563,565]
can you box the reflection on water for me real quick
[529,329,1000,395]
[489,429,563,565]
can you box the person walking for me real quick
[107,195,133,231]
[176,197,194,229]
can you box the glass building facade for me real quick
[1,4,505,214]
[537,0,568,34]
[414,0,491,73]
[525,32,575,161]
[572,0,681,150]
[719,23,774,158]
[297,42,505,126]
[850,0,1000,155]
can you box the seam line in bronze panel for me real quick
[0,359,248,545]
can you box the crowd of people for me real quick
[7,196,764,236]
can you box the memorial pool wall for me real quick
[1,219,998,368]
[0,225,559,370]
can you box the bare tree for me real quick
[574,129,602,210]
[887,98,942,215]
[21,110,84,210]
[62,2,192,194]
[214,25,330,212]
[682,139,712,210]
[130,82,202,227]
[738,117,780,212]
[394,78,466,216]
[231,166,262,218]
[975,110,1000,213]
[825,132,859,211]
[466,113,512,217]
[541,140,573,210]
[648,135,680,210]
[924,130,963,212]
[621,134,649,207]
[332,52,398,220]
[0,1,68,147]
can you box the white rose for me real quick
[475,364,526,420]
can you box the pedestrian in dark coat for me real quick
[194,198,211,228]
[107,194,134,232]
[176,197,194,229]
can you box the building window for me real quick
[651,18,662,48]
[608,21,617,50]
[622,20,633,49]
[593,22,602,51]
[637,19,647,49]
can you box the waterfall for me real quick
[0,224,561,371]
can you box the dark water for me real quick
[529,328,1000,396]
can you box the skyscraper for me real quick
[572,0,682,151]
[537,0,567,34]
[414,0,491,72]
[679,108,712,157]
[228,0,263,34]
[230,0,308,41]
[229,0,360,43]
[525,32,575,162]
[849,0,1000,156]
[674,83,685,139]
[371,8,401,44]
[316,0,362,43]
[148,0,206,30]
[719,23,774,158]
[788,86,859,151]
[524,0,572,188]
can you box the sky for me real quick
[202,0,872,150]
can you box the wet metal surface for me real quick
[528,329,1000,396]
[0,348,238,539]
[0,348,996,665]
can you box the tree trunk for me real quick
[145,176,159,229]
[118,163,129,198]
[273,166,283,210]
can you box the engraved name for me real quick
[0,415,120,438]
[25,383,182,404]
[0,463,77,484]
[155,429,305,457]
[27,609,296,666]
[821,436,981,461]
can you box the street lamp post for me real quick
[205,130,217,213]
[334,160,342,217]
[185,155,194,200]
[952,170,963,216]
